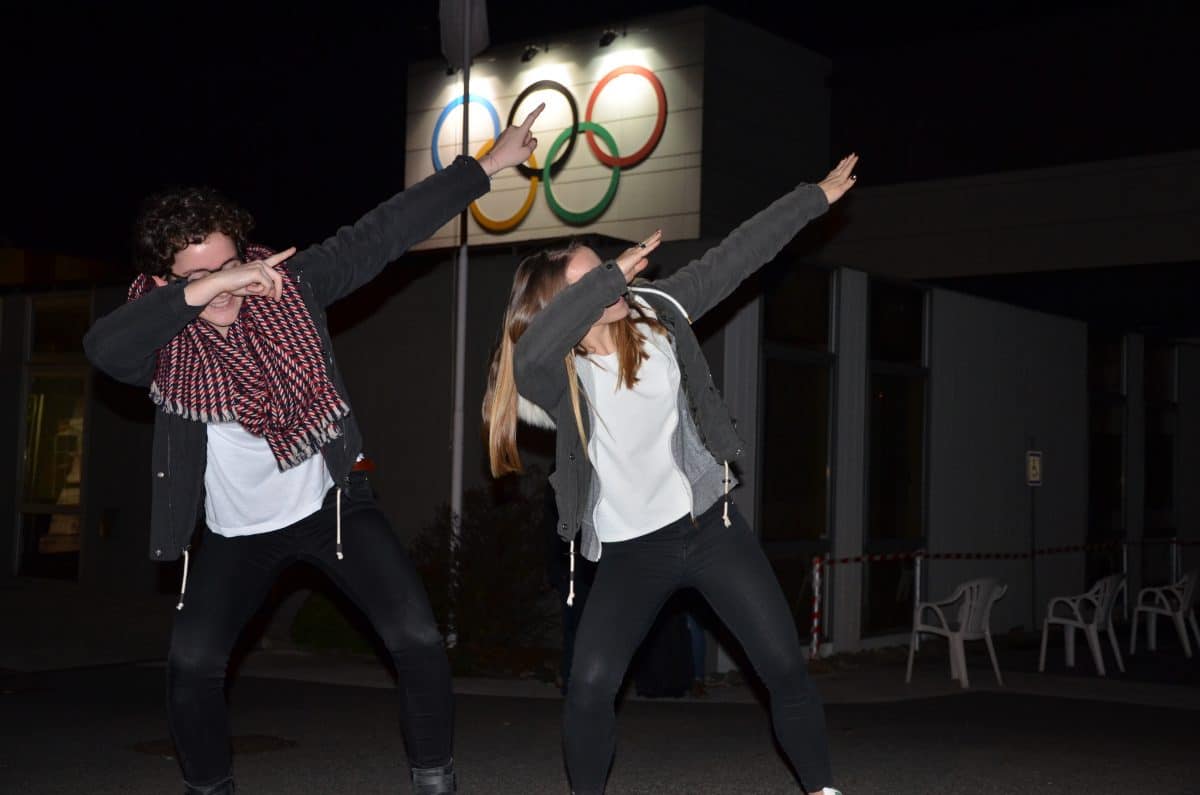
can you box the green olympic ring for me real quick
[541,122,621,225]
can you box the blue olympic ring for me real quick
[430,94,501,172]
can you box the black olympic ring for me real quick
[505,80,578,180]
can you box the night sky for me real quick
[4,1,1194,268]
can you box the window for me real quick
[1085,330,1126,583]
[19,294,91,580]
[1142,340,1177,585]
[1143,340,1177,537]
[863,280,928,635]
[758,262,835,638]
[760,360,829,542]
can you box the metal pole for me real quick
[913,554,922,652]
[447,2,472,647]
[1028,438,1038,632]
[1171,537,1180,584]
[1121,541,1129,621]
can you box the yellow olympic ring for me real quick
[469,140,540,233]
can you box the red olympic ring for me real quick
[584,65,668,168]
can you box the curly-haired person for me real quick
[84,107,544,795]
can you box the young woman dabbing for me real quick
[483,155,859,794]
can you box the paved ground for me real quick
[3,663,1198,794]
[3,576,1199,794]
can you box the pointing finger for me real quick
[520,103,546,131]
[264,246,297,268]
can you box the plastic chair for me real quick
[1130,570,1199,658]
[906,577,1007,689]
[1039,574,1126,676]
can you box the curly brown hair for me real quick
[132,187,254,276]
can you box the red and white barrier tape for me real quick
[810,556,822,657]
[805,538,1156,656]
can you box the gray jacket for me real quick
[513,183,830,562]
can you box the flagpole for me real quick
[446,0,473,647]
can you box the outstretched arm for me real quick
[299,105,545,306]
[653,154,858,322]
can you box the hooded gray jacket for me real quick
[513,182,829,562]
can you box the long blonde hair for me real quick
[483,242,665,477]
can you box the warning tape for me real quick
[805,537,1196,657]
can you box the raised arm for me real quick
[653,154,858,322]
[299,105,544,307]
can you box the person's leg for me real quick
[560,584,581,694]
[685,506,833,794]
[685,611,706,693]
[564,523,685,795]
[168,530,290,790]
[299,493,454,781]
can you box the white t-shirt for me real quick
[204,422,334,537]
[578,326,693,543]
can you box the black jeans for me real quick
[563,505,832,794]
[167,485,451,787]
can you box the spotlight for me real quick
[599,29,618,48]
[521,44,539,63]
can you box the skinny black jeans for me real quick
[167,484,451,787]
[563,504,832,794]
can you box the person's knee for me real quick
[168,638,228,684]
[565,657,621,712]
[378,612,445,658]
[759,653,813,698]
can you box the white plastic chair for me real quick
[906,577,1007,689]
[1039,574,1126,676]
[1129,570,1199,658]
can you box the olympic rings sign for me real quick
[430,65,668,230]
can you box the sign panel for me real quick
[1026,451,1043,487]
[406,15,705,249]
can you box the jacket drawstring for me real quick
[722,461,732,528]
[336,487,344,560]
[176,548,191,611]
[567,539,576,606]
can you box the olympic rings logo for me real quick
[430,65,668,230]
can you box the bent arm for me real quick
[83,282,202,387]
[513,263,627,410]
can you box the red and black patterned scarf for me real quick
[128,244,350,470]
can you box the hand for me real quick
[615,230,663,283]
[817,154,858,204]
[479,103,544,176]
[185,247,295,306]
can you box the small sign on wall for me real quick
[1026,451,1043,487]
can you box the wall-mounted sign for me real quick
[1026,451,1043,487]
[406,17,705,248]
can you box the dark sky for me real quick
[4,1,1193,265]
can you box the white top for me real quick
[204,422,333,537]
[578,324,693,543]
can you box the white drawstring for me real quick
[567,539,576,606]
[336,487,344,560]
[176,549,190,610]
[722,461,732,528]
